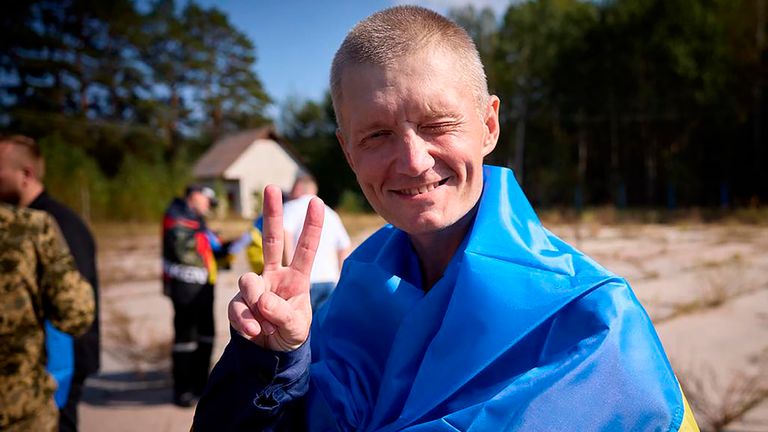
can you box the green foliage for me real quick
[280,0,766,211]
[337,190,368,214]
[1,0,270,165]
[182,2,271,138]
[449,5,498,78]
[109,155,190,221]
[40,134,109,221]
[1,0,272,220]
[3,0,766,218]
[450,0,767,208]
[280,92,363,209]
[39,134,190,222]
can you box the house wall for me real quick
[224,139,302,218]
[221,179,241,216]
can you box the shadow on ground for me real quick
[82,369,174,406]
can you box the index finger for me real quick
[261,185,285,272]
[290,197,325,276]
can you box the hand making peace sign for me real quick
[228,184,325,352]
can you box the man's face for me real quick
[0,144,24,205]
[336,48,499,236]
[187,192,211,216]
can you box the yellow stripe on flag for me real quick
[677,386,700,432]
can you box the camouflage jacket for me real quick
[0,204,94,429]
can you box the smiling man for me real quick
[194,6,699,431]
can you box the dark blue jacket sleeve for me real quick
[193,327,310,431]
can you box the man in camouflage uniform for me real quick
[0,134,100,432]
[0,204,95,432]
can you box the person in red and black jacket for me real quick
[162,185,224,408]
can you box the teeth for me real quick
[401,181,440,196]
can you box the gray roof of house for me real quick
[192,126,302,178]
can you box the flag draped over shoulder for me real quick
[309,165,697,431]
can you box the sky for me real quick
[190,0,512,116]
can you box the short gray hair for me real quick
[330,5,489,125]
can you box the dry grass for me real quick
[538,206,768,227]
[678,352,768,431]
[94,218,252,242]
[656,260,761,323]
[697,268,742,309]
[696,260,754,306]
[91,221,160,239]
[713,226,765,245]
[693,253,744,271]
[623,255,663,281]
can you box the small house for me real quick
[192,127,306,218]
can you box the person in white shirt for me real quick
[283,173,351,311]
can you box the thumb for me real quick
[257,291,309,347]
[239,272,266,309]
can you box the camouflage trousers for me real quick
[4,398,57,432]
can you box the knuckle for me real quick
[263,234,281,246]
[297,242,312,255]
[238,272,257,287]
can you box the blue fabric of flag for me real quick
[45,320,74,408]
[254,215,263,231]
[205,229,222,252]
[306,165,686,431]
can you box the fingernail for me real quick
[244,322,259,336]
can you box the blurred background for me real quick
[1,1,766,431]
[2,0,766,219]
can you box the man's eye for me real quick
[368,131,389,139]
[356,131,389,148]
[422,123,454,133]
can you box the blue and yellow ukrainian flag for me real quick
[308,165,698,431]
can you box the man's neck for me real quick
[409,205,478,290]
[19,183,43,208]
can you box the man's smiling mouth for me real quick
[395,178,450,196]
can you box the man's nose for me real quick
[395,130,434,176]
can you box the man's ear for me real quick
[20,164,36,185]
[482,95,501,157]
[336,128,356,171]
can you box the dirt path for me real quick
[80,259,242,431]
[80,222,768,431]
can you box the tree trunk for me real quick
[166,86,179,158]
[577,111,588,211]
[644,132,657,206]
[609,94,621,207]
[754,0,766,199]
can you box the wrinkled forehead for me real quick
[335,49,474,120]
